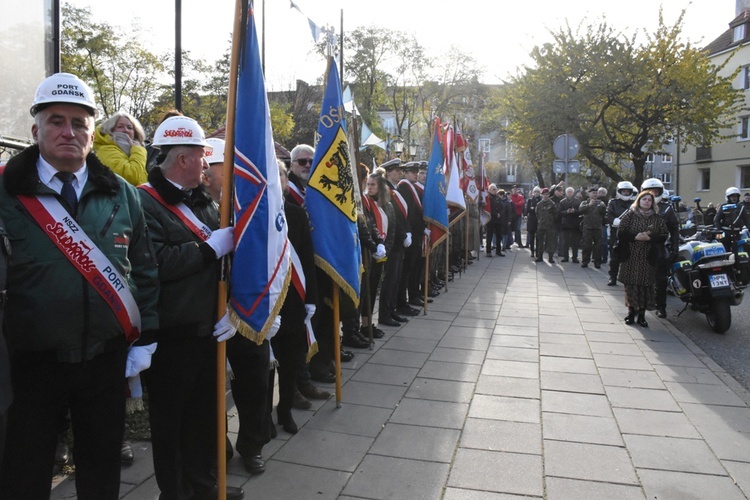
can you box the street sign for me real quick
[553,160,567,174]
[567,160,580,173]
[553,134,579,161]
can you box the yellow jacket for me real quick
[93,127,148,186]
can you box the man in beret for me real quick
[579,187,607,268]
[535,188,559,263]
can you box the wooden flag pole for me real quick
[423,242,431,314]
[215,0,243,497]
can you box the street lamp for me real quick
[409,139,417,160]
[393,136,404,158]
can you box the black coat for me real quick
[278,200,317,328]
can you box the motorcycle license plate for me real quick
[709,274,729,288]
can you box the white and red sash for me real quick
[17,194,142,343]
[139,184,212,241]
[287,182,305,207]
[362,195,386,241]
[389,187,408,219]
[398,179,422,209]
[289,245,317,350]
[415,182,424,198]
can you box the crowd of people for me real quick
[2,71,750,499]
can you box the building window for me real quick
[741,166,750,190]
[743,66,750,90]
[740,116,750,140]
[661,154,672,163]
[645,153,655,163]
[657,173,672,184]
[735,24,746,43]
[479,138,491,153]
[698,169,711,191]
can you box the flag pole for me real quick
[215,0,243,497]
[423,242,430,314]
[333,283,343,407]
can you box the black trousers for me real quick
[608,235,620,280]
[0,347,127,500]
[561,228,581,260]
[309,270,334,377]
[654,255,669,310]
[366,260,384,320]
[486,223,503,254]
[146,336,217,500]
[379,246,404,320]
[271,325,306,415]
[227,336,270,456]
[398,244,420,307]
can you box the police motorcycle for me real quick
[668,189,747,334]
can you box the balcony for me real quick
[696,146,712,162]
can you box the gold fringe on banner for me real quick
[230,268,292,345]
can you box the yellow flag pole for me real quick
[333,283,343,407]
[215,0,243,497]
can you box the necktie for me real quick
[55,171,78,216]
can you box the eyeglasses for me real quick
[294,158,312,166]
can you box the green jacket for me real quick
[138,166,220,340]
[0,145,159,362]
[536,198,558,230]
[579,199,607,230]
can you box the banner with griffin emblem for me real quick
[423,119,448,246]
[229,3,291,342]
[306,55,362,305]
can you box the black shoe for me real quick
[379,316,401,327]
[561,258,569,263]
[198,485,245,500]
[655,308,667,318]
[486,252,492,257]
[310,371,336,383]
[55,434,69,466]
[409,298,425,307]
[362,326,385,339]
[607,278,617,286]
[277,410,298,435]
[637,317,649,328]
[548,258,555,264]
[342,333,370,349]
[572,259,580,263]
[534,257,543,262]
[340,349,355,362]
[624,315,635,325]
[581,263,588,268]
[428,289,440,297]
[595,264,601,269]
[392,313,409,323]
[298,382,330,400]
[242,454,266,474]
[292,388,313,409]
[397,306,420,316]
[497,252,505,257]
[121,442,134,466]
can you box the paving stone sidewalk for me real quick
[52,247,750,499]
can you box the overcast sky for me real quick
[68,0,736,90]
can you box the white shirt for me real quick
[37,156,88,200]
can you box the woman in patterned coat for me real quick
[617,191,669,327]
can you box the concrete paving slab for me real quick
[581,320,627,333]
[724,460,750,498]
[490,334,538,349]
[482,359,539,379]
[542,412,624,446]
[492,325,540,337]
[599,368,665,389]
[540,355,598,374]
[429,346,487,365]
[543,440,639,484]
[452,317,497,329]
[350,362,419,387]
[447,448,544,497]
[342,454,450,500]
[368,347,430,369]
[305,400,394,438]
[418,360,481,383]
[591,352,654,371]
[634,338,692,353]
[664,381,748,406]
[623,434,727,474]
[539,342,593,359]
[545,477,645,500]
[539,332,589,345]
[486,345,539,362]
[438,335,491,351]
[612,408,702,439]
[475,374,540,399]
[240,461,350,500]
[272,427,373,472]
[389,398,469,429]
[383,336,439,353]
[586,331,637,343]
[642,351,710,368]
[443,487,538,499]
[541,391,613,417]
[681,403,750,462]
[405,378,476,403]
[637,469,747,500]
[468,394,541,423]
[539,371,605,394]
[605,386,682,411]
[460,417,542,454]
[369,423,460,462]
[588,341,642,356]
[653,364,726,385]
[444,325,493,338]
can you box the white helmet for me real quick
[640,178,664,202]
[30,72,98,117]
[616,181,636,201]
[205,138,226,165]
[663,189,670,199]
[152,116,209,148]
[726,187,741,202]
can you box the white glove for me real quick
[374,243,386,260]
[206,226,235,258]
[404,232,413,248]
[213,312,238,342]
[125,343,158,378]
[424,228,431,238]
[304,304,316,322]
[266,315,281,341]
[612,217,621,228]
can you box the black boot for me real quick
[624,308,635,325]
[637,310,648,328]
[277,408,298,434]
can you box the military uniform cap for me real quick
[588,187,599,193]
[401,161,419,172]
[418,161,428,170]
[380,158,402,170]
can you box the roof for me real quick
[704,10,750,56]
